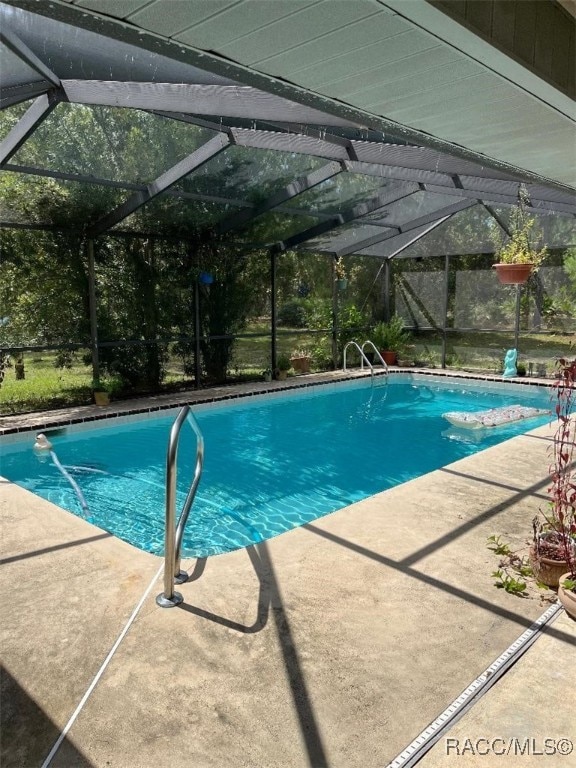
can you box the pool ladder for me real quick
[156,405,204,608]
[343,340,389,380]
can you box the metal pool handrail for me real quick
[343,340,375,379]
[174,411,205,580]
[156,405,205,609]
[361,340,389,376]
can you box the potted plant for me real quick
[262,368,272,382]
[274,354,292,381]
[92,378,110,406]
[372,315,411,365]
[530,357,576,611]
[334,257,347,291]
[290,349,312,374]
[492,185,547,285]
[91,376,122,406]
[529,519,574,588]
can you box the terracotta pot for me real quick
[290,356,311,374]
[558,574,576,620]
[529,543,571,587]
[493,263,534,285]
[380,350,397,365]
[276,369,288,381]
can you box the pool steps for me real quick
[343,340,389,379]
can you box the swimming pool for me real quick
[0,375,551,557]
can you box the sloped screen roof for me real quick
[1,2,574,259]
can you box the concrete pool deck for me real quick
[1,371,575,767]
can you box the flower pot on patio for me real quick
[290,355,311,374]
[93,390,110,406]
[558,575,576,620]
[529,534,568,587]
[381,350,397,366]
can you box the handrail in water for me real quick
[156,405,204,608]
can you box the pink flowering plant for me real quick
[535,357,576,588]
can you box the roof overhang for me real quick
[1,0,574,258]
[4,0,573,192]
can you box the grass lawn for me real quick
[2,329,573,415]
[0,354,94,414]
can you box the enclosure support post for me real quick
[87,238,99,383]
[270,249,277,370]
[514,284,521,352]
[194,279,201,390]
[383,258,391,322]
[331,255,338,367]
[441,254,450,369]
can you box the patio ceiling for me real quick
[0,0,574,259]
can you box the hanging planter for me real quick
[334,257,347,291]
[492,186,546,285]
[493,263,534,285]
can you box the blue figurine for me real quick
[503,348,518,378]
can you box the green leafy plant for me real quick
[276,353,291,372]
[492,568,528,596]
[493,186,547,267]
[487,535,536,597]
[91,376,123,397]
[334,257,346,280]
[486,534,512,556]
[277,300,308,328]
[372,315,411,354]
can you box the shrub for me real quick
[278,300,307,328]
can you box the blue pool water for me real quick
[0,376,550,557]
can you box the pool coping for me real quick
[0,367,553,436]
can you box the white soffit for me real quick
[21,0,576,189]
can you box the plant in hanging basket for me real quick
[334,257,348,290]
[334,257,346,280]
[492,186,547,284]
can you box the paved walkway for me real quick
[1,374,574,767]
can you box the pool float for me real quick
[443,404,547,430]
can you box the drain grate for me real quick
[386,602,562,768]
